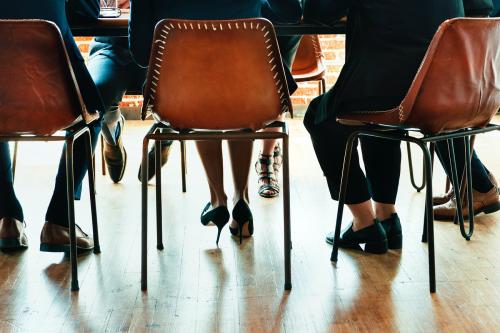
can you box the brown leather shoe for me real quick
[40,223,93,253]
[433,189,454,206]
[103,116,127,183]
[433,185,500,221]
[0,217,28,250]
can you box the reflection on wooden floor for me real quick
[2,118,500,332]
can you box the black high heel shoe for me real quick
[200,203,230,245]
[229,200,253,244]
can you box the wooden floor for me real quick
[2,117,500,333]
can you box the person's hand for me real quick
[117,0,130,9]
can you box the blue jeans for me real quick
[87,37,147,145]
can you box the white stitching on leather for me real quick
[147,20,291,115]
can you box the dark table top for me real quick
[71,14,346,37]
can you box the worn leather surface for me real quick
[292,34,326,82]
[40,223,93,249]
[142,18,292,131]
[0,217,24,239]
[338,18,500,134]
[0,20,98,136]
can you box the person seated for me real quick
[0,0,104,251]
[432,1,500,221]
[129,0,303,243]
[86,0,172,183]
[303,0,492,254]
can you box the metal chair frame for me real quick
[330,123,500,293]
[0,122,100,291]
[140,121,292,291]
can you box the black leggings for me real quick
[304,108,401,205]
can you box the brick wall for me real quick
[76,35,346,111]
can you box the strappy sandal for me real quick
[273,143,283,174]
[255,153,280,198]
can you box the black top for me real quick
[304,0,496,124]
[129,0,303,67]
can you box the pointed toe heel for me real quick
[231,200,253,244]
[200,203,230,245]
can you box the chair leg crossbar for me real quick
[330,124,500,293]
[140,123,292,291]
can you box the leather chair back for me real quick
[0,20,95,136]
[142,18,292,131]
[339,18,500,134]
[292,34,325,80]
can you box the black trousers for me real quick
[435,139,493,193]
[303,105,401,205]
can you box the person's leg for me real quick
[44,120,102,226]
[435,139,493,193]
[257,35,302,197]
[87,39,139,145]
[433,138,499,220]
[195,140,227,208]
[360,136,401,220]
[303,102,374,228]
[305,101,388,252]
[228,140,253,204]
[0,143,23,221]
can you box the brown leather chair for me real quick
[140,18,293,291]
[330,18,500,293]
[291,34,327,94]
[0,20,100,291]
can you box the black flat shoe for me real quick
[200,203,229,245]
[380,213,403,249]
[325,220,388,254]
[230,200,253,244]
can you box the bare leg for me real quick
[374,202,397,221]
[228,139,253,230]
[348,200,376,231]
[195,140,227,208]
[261,114,284,155]
[228,139,253,204]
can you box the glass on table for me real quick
[100,0,121,18]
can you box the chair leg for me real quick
[180,140,187,193]
[65,138,79,291]
[84,130,100,254]
[155,139,164,250]
[141,136,150,291]
[331,132,358,262]
[416,140,436,293]
[407,141,425,192]
[447,139,472,240]
[100,134,106,176]
[12,141,18,181]
[282,134,292,290]
[460,136,475,239]
[421,142,435,243]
